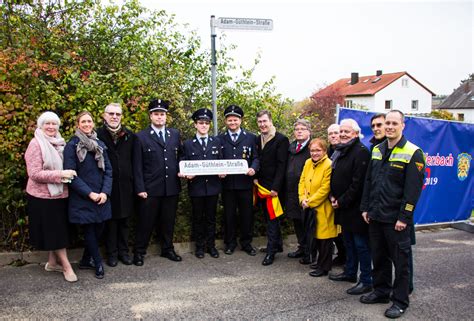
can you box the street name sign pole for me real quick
[210,16,273,135]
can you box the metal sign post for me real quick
[210,16,273,135]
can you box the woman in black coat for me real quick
[329,118,372,295]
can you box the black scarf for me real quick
[331,138,358,169]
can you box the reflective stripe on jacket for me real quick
[360,136,425,224]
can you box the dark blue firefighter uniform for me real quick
[133,126,182,256]
[182,135,223,251]
[219,129,259,251]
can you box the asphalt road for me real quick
[0,228,472,320]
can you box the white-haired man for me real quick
[329,119,372,296]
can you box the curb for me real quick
[0,234,298,267]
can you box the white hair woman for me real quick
[24,111,77,282]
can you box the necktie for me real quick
[232,133,238,142]
[296,143,302,153]
[158,130,165,144]
[200,137,207,150]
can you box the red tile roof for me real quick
[312,71,435,98]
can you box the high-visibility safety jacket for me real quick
[360,136,425,224]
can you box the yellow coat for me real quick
[298,155,338,239]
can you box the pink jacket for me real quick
[25,138,68,199]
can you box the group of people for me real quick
[282,111,424,319]
[25,99,425,319]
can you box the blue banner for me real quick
[338,108,474,224]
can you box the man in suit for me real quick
[132,98,183,266]
[219,105,259,256]
[254,110,289,266]
[180,108,224,259]
[286,119,311,262]
[97,103,135,267]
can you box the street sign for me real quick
[217,17,273,31]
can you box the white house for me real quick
[436,80,474,123]
[312,71,435,114]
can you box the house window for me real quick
[385,100,392,110]
[458,113,464,121]
[411,100,418,111]
[345,100,353,108]
[402,79,409,87]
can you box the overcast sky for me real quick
[139,0,473,101]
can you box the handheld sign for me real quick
[179,159,248,176]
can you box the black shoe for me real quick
[309,268,328,277]
[118,254,133,265]
[161,250,182,262]
[195,248,205,259]
[360,292,390,304]
[133,254,144,266]
[207,247,219,258]
[332,255,346,266]
[262,254,275,266]
[95,263,105,279]
[309,262,320,270]
[287,248,304,258]
[384,304,405,318]
[106,256,118,267]
[224,246,235,255]
[242,246,257,256]
[299,257,312,265]
[78,257,95,270]
[328,272,357,283]
[346,282,373,295]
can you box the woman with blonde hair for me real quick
[298,138,338,277]
[64,111,112,279]
[25,111,77,282]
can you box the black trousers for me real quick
[293,218,305,249]
[134,195,178,255]
[314,238,334,272]
[191,195,218,250]
[260,199,282,254]
[334,233,346,259]
[105,217,130,258]
[223,189,254,249]
[369,220,411,309]
[302,208,316,261]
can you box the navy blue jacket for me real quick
[133,126,182,197]
[182,136,223,197]
[64,136,113,224]
[219,129,259,190]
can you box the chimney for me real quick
[350,72,359,85]
[376,70,383,76]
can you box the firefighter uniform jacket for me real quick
[360,136,425,224]
[182,136,223,197]
[219,129,259,190]
[133,126,182,197]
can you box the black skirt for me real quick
[27,194,70,251]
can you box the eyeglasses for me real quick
[371,123,383,129]
[106,112,122,117]
[294,127,309,132]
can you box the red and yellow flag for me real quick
[254,182,283,220]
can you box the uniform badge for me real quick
[415,162,424,172]
[405,203,414,212]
